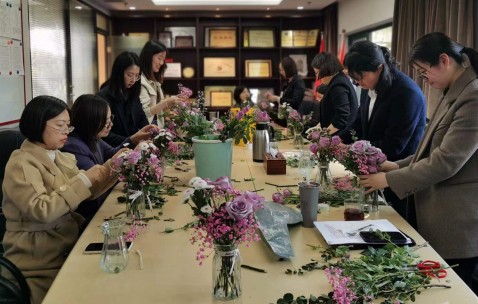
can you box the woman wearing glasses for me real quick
[359,33,478,293]
[98,51,158,146]
[2,96,119,304]
[344,41,426,225]
[139,40,187,126]
[62,94,150,222]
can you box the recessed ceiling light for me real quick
[216,7,220,10]
[266,7,270,10]
[265,14,271,18]
[152,0,282,5]
[215,14,221,17]
[165,7,169,10]
[297,6,304,10]
[74,5,82,10]
[165,14,171,18]
[129,6,136,10]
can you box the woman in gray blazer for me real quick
[359,32,478,293]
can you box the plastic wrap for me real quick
[255,201,302,259]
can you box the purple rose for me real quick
[242,191,265,211]
[331,136,342,146]
[319,137,330,148]
[127,151,141,165]
[209,176,232,191]
[235,111,244,120]
[225,197,253,220]
[310,143,319,154]
[283,189,292,197]
[310,131,320,141]
[272,192,285,204]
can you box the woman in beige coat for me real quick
[2,96,121,304]
[139,40,186,126]
[359,32,478,293]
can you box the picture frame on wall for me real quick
[164,26,196,47]
[245,28,275,47]
[289,54,308,77]
[204,86,235,106]
[163,62,182,78]
[210,91,233,107]
[203,57,236,77]
[158,31,172,48]
[175,36,194,48]
[245,59,272,78]
[207,28,237,48]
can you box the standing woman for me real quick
[266,56,305,110]
[344,41,426,223]
[62,94,148,222]
[359,32,478,293]
[2,96,118,304]
[98,51,155,147]
[312,52,358,143]
[139,40,186,126]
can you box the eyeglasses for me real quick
[415,64,433,80]
[124,73,141,82]
[47,124,74,134]
[105,114,115,128]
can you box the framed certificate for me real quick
[292,30,308,47]
[210,91,233,107]
[307,29,319,47]
[175,36,194,48]
[208,28,237,48]
[245,60,272,78]
[281,30,293,47]
[204,86,235,106]
[203,57,236,77]
[158,31,172,48]
[247,29,275,47]
[163,62,182,78]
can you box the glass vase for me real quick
[361,188,379,214]
[316,161,333,189]
[100,219,129,273]
[125,186,146,220]
[212,244,241,300]
[292,126,304,150]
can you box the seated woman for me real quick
[232,86,254,109]
[312,52,358,143]
[2,95,119,304]
[98,51,158,146]
[62,94,149,222]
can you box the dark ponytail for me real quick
[380,46,398,70]
[410,32,478,72]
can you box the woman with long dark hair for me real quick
[359,32,478,293]
[98,51,157,146]
[139,40,186,126]
[344,41,426,223]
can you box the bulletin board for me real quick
[0,0,26,126]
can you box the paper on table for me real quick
[314,219,412,246]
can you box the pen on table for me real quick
[241,264,267,273]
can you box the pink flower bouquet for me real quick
[336,140,387,175]
[308,129,343,163]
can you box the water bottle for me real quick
[252,122,270,162]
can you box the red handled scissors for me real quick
[416,260,447,278]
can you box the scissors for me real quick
[416,260,447,278]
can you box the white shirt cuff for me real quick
[78,172,92,188]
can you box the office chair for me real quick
[0,129,25,256]
[0,256,30,304]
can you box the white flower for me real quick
[188,177,203,186]
[200,205,214,214]
[192,180,214,189]
[181,188,195,204]
[148,142,158,150]
[138,142,149,150]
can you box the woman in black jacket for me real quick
[312,52,358,143]
[97,51,157,147]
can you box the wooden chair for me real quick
[0,256,30,304]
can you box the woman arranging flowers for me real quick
[182,176,264,300]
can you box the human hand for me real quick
[358,172,388,193]
[130,125,159,144]
[380,161,399,172]
[84,164,110,185]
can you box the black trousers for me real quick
[445,256,478,296]
[383,188,417,229]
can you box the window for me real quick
[348,23,392,49]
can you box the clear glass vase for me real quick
[292,125,304,150]
[100,219,129,273]
[316,161,333,189]
[126,186,146,220]
[361,188,379,214]
[212,244,241,300]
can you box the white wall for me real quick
[338,0,394,48]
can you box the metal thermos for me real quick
[253,122,270,162]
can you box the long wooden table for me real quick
[43,143,478,303]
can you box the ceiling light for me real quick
[266,7,270,10]
[152,0,282,5]
[216,7,220,10]
[74,5,82,9]
[165,14,171,17]
[129,6,136,10]
[297,6,304,10]
[165,7,169,10]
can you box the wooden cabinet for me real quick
[111,11,323,109]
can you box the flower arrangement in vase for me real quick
[215,106,256,144]
[111,142,163,219]
[151,128,180,164]
[182,176,264,300]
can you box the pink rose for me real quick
[225,197,253,220]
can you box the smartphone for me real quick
[359,231,408,244]
[83,242,133,254]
